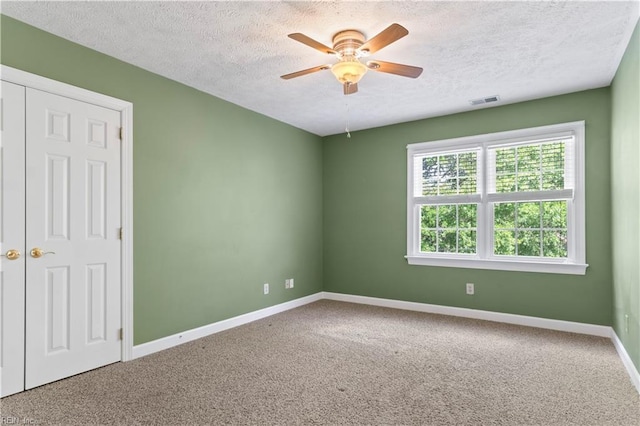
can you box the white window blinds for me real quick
[487,136,575,203]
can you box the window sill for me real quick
[405,255,588,275]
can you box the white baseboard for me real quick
[131,290,639,396]
[322,292,612,337]
[323,292,640,394]
[132,292,323,359]
[134,291,610,360]
[611,330,640,394]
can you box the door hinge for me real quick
[118,228,123,240]
[118,328,123,341]
[119,127,123,140]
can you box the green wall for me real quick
[3,13,637,351]
[611,19,640,370]
[0,16,323,345]
[323,88,612,325]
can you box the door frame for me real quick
[1,65,134,361]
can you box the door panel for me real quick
[86,263,107,343]
[46,154,71,240]
[45,266,70,354]
[25,88,121,389]
[0,81,26,398]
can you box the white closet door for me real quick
[24,88,122,389]
[0,81,27,397]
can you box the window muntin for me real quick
[418,151,478,196]
[493,201,568,258]
[420,204,477,254]
[487,138,573,260]
[415,148,480,256]
[406,122,586,275]
[492,141,567,193]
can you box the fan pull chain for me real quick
[345,100,351,139]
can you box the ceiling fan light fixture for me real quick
[331,59,368,84]
[282,23,422,95]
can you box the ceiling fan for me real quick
[281,23,423,95]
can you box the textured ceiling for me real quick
[2,1,639,136]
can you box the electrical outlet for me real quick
[285,278,295,289]
[263,283,269,295]
[625,314,629,333]
[466,283,475,295]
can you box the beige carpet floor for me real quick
[1,300,639,425]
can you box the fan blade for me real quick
[288,33,337,55]
[343,82,358,95]
[366,61,423,78]
[359,23,408,54]
[281,65,331,80]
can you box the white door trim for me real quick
[1,65,134,361]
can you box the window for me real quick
[406,121,587,274]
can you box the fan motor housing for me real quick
[332,30,365,56]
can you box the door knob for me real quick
[1,249,21,260]
[30,248,55,258]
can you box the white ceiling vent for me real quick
[469,95,500,106]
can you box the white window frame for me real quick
[406,121,587,275]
